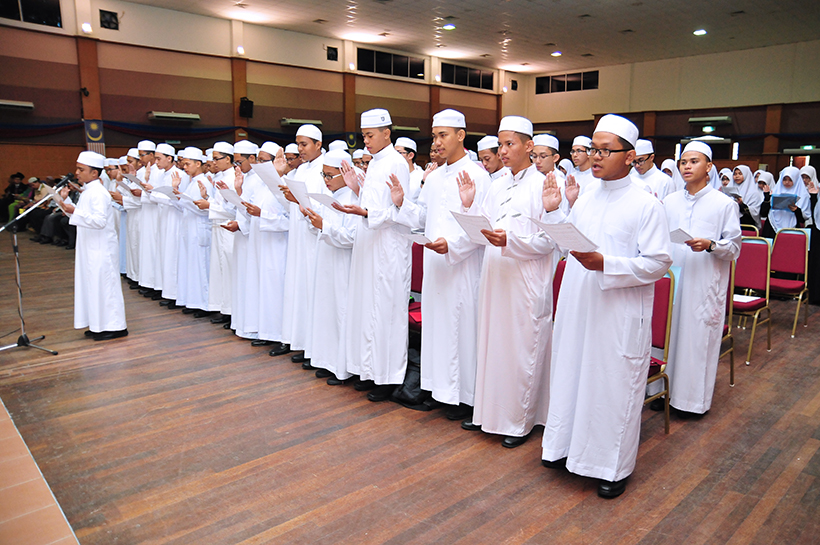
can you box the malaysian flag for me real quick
[84,119,105,155]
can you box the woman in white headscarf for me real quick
[558,158,574,177]
[800,165,820,304]
[718,168,733,188]
[732,165,763,229]
[708,165,721,190]
[760,166,811,238]
[661,158,685,193]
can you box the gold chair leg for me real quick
[729,336,735,387]
[766,308,772,351]
[791,293,802,338]
[663,373,670,435]
[746,311,760,365]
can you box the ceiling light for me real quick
[551,51,562,57]
[702,126,715,133]
[802,145,816,150]
[693,29,707,36]
[442,23,455,30]
[341,32,383,43]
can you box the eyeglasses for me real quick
[632,156,651,167]
[213,154,229,161]
[321,172,340,180]
[587,148,630,158]
[569,148,589,155]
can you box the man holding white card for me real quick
[540,114,671,498]
[457,115,557,448]
[390,109,490,420]
[655,141,740,417]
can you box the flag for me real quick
[84,119,105,155]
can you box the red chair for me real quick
[409,243,424,332]
[644,270,674,435]
[733,237,771,365]
[552,258,566,320]
[769,228,809,337]
[721,262,735,386]
[740,224,759,237]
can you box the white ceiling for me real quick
[125,0,820,72]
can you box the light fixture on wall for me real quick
[434,74,441,82]
[689,116,731,125]
[693,29,707,36]
[281,118,323,127]
[502,86,508,93]
[732,142,739,160]
[393,126,420,133]
[236,46,245,55]
[0,99,34,111]
[349,62,356,70]
[81,22,93,34]
[702,125,715,133]
[674,143,681,161]
[148,111,201,121]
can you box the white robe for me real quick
[137,165,162,290]
[309,186,357,377]
[207,168,236,314]
[255,180,290,342]
[541,175,672,482]
[663,186,741,413]
[575,167,598,196]
[280,155,325,348]
[469,164,557,436]
[345,143,412,384]
[395,154,490,406]
[408,163,424,203]
[121,180,141,283]
[631,165,672,201]
[69,179,127,332]
[177,173,212,310]
[231,171,263,339]
[154,166,185,301]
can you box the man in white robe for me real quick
[333,108,412,401]
[540,114,672,498]
[270,124,325,361]
[459,116,557,448]
[135,140,162,297]
[152,143,185,307]
[303,149,358,384]
[571,136,597,196]
[631,139,672,201]
[391,109,490,419]
[121,148,142,286]
[476,136,509,183]
[658,141,741,416]
[205,142,237,324]
[396,137,424,203]
[532,134,569,215]
[61,151,127,340]
[175,147,212,314]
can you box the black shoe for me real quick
[598,478,628,499]
[461,420,482,431]
[38,237,52,244]
[65,245,75,250]
[84,329,95,337]
[166,302,181,310]
[648,398,666,412]
[542,458,567,469]
[210,314,230,324]
[30,236,42,242]
[673,407,705,420]
[353,379,376,391]
[93,329,128,341]
[193,310,214,318]
[54,239,67,246]
[301,360,315,370]
[129,283,142,290]
[367,384,395,402]
[150,292,162,300]
[502,433,531,449]
[159,300,171,306]
[182,308,197,314]
[269,342,292,356]
[291,352,308,363]
[315,369,332,378]
[327,376,349,386]
[223,323,233,330]
[445,403,473,421]
[251,339,274,346]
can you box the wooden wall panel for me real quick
[0,144,85,181]
[96,42,232,81]
[247,62,342,92]
[0,27,77,65]
[99,69,232,103]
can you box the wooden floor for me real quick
[0,233,819,544]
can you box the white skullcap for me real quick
[498,116,533,137]
[533,134,559,150]
[104,158,119,167]
[77,151,105,169]
[156,143,175,156]
[260,142,281,157]
[635,139,654,156]
[395,137,417,152]
[594,114,639,147]
[205,148,213,155]
[477,135,499,152]
[362,150,373,158]
[206,150,213,161]
[361,108,392,129]
[127,148,140,159]
[181,147,204,162]
[572,136,592,148]
[682,141,713,160]
[118,156,128,166]
[467,150,478,161]
[284,143,299,154]
[137,140,156,152]
[432,109,466,129]
[213,142,234,155]
[352,149,365,159]
[328,140,347,152]
[323,149,350,169]
[234,140,259,156]
[296,124,322,142]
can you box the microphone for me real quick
[53,173,75,190]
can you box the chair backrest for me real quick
[734,237,771,299]
[552,258,566,319]
[651,270,675,362]
[770,228,808,277]
[726,261,735,323]
[411,243,424,293]
[740,224,759,237]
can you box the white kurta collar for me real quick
[601,175,632,191]
[511,164,537,182]
[443,154,472,175]
[372,143,394,161]
[684,183,713,202]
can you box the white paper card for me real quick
[252,163,290,207]
[401,233,432,245]
[42,183,64,205]
[451,211,493,245]
[307,192,341,212]
[113,179,134,196]
[123,173,148,190]
[151,185,178,199]
[218,188,244,208]
[733,294,758,303]
[529,217,598,252]
[669,228,693,244]
[285,179,312,209]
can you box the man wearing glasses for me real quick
[631,139,671,201]
[395,137,423,203]
[570,136,597,196]
[206,142,237,325]
[540,114,672,498]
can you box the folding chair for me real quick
[721,262,735,386]
[769,228,809,337]
[733,237,771,365]
[552,258,566,320]
[740,224,759,237]
[644,270,674,435]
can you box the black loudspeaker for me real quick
[239,97,254,118]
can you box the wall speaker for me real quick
[239,97,254,118]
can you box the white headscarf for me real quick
[718,168,733,185]
[660,158,676,175]
[803,165,820,226]
[708,165,721,190]
[769,166,811,231]
[734,165,763,227]
[662,159,685,193]
[558,158,574,176]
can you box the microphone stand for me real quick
[0,189,63,355]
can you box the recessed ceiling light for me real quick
[702,125,715,133]
[551,51,562,57]
[442,23,456,30]
[693,29,707,36]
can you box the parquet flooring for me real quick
[0,233,818,544]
